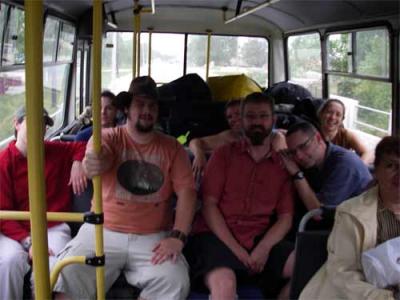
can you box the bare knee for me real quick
[53,292,71,300]
[282,250,295,278]
[205,267,237,300]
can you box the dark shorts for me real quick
[184,232,294,295]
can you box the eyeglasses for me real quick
[288,134,315,156]
[244,113,271,121]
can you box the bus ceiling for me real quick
[40,0,399,37]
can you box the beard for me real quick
[245,125,272,146]
[135,121,154,133]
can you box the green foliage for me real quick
[187,35,206,67]
[328,34,350,72]
[288,34,321,78]
[240,39,267,67]
[210,36,238,67]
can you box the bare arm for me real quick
[68,161,88,195]
[202,195,251,268]
[189,131,230,154]
[189,131,232,178]
[173,187,197,235]
[151,187,197,265]
[347,130,372,164]
[82,148,113,178]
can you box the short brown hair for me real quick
[241,92,275,116]
[374,136,400,167]
[224,99,241,115]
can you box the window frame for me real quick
[284,30,322,96]
[103,30,271,88]
[325,25,392,83]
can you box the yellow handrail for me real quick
[92,1,105,299]
[0,211,84,222]
[24,1,51,298]
[148,28,153,76]
[206,30,212,81]
[50,256,86,290]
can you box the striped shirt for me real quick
[377,200,400,245]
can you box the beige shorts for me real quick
[53,224,189,300]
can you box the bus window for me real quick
[3,6,25,65]
[0,64,69,147]
[150,33,185,84]
[288,33,322,97]
[187,34,207,79]
[0,3,8,59]
[57,23,75,62]
[327,33,352,73]
[43,64,69,130]
[356,29,389,78]
[0,12,74,148]
[102,32,134,92]
[43,17,60,63]
[75,48,82,116]
[0,70,25,146]
[187,35,269,87]
[327,28,391,149]
[102,32,185,91]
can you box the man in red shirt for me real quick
[0,107,87,300]
[188,92,295,299]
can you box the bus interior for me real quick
[0,0,399,299]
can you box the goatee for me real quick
[245,125,272,146]
[136,122,154,133]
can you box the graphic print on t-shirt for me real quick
[117,159,164,196]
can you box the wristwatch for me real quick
[292,171,305,180]
[169,229,187,244]
[21,236,32,251]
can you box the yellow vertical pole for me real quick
[24,1,51,299]
[148,28,153,76]
[132,30,137,78]
[92,1,105,299]
[132,0,139,78]
[206,30,212,80]
[136,14,141,76]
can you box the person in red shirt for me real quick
[0,107,87,300]
[187,92,295,299]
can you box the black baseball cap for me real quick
[15,106,54,127]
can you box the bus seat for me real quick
[105,275,140,299]
[289,208,335,300]
[69,180,93,237]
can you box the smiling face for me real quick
[319,101,345,132]
[101,96,117,128]
[225,104,241,134]
[286,130,325,169]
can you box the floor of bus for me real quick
[23,270,275,299]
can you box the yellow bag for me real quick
[207,74,262,102]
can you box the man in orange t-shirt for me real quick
[54,76,197,300]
